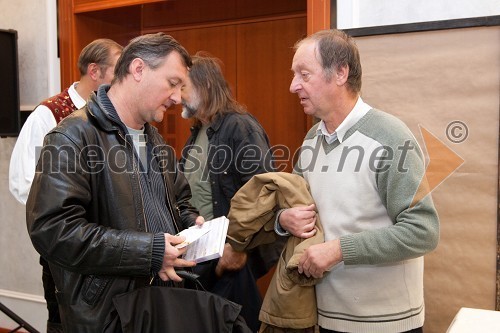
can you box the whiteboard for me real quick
[338,0,500,29]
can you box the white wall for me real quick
[337,0,500,29]
[0,0,59,331]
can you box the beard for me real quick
[181,103,198,119]
[181,91,201,119]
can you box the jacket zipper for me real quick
[119,130,156,285]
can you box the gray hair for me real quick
[295,29,362,93]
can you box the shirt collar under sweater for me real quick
[317,96,372,144]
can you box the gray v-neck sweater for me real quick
[296,109,439,332]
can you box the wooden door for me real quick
[158,17,307,296]
[153,17,308,170]
[236,17,307,172]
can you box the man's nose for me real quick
[290,76,301,93]
[170,88,182,105]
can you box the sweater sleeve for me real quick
[340,116,439,265]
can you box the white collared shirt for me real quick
[316,96,372,144]
[9,82,86,204]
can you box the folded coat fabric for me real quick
[227,172,325,330]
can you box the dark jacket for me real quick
[26,89,198,332]
[179,112,283,332]
[180,112,274,219]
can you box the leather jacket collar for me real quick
[89,84,163,147]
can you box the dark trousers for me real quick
[319,326,423,333]
[192,259,262,333]
[40,257,63,332]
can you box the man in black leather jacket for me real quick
[179,54,285,332]
[26,33,203,332]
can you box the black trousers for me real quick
[40,257,62,324]
[319,326,423,333]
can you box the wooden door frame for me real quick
[58,0,330,88]
[305,0,331,130]
[307,0,330,35]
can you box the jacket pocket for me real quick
[81,275,111,306]
[220,169,238,199]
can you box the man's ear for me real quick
[87,63,100,81]
[130,58,145,81]
[335,65,349,86]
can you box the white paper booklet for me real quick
[182,216,229,263]
[175,225,210,249]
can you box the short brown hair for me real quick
[77,38,123,76]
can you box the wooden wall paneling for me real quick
[58,0,76,89]
[60,6,142,85]
[76,6,143,39]
[152,25,238,158]
[142,0,238,29]
[72,15,126,79]
[73,0,164,13]
[307,0,331,35]
[305,0,331,130]
[58,0,143,87]
[142,0,306,30]
[236,16,308,173]
[235,0,306,19]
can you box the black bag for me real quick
[107,286,252,333]
[192,259,263,333]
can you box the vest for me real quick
[40,87,77,124]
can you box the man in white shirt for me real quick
[9,38,122,333]
[10,38,122,204]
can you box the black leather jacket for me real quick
[26,89,198,332]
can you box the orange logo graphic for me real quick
[411,125,465,207]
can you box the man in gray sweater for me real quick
[276,29,440,333]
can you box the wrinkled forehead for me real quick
[292,40,320,68]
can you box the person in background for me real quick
[179,53,284,332]
[278,29,440,333]
[10,38,123,204]
[26,32,203,332]
[9,38,122,333]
